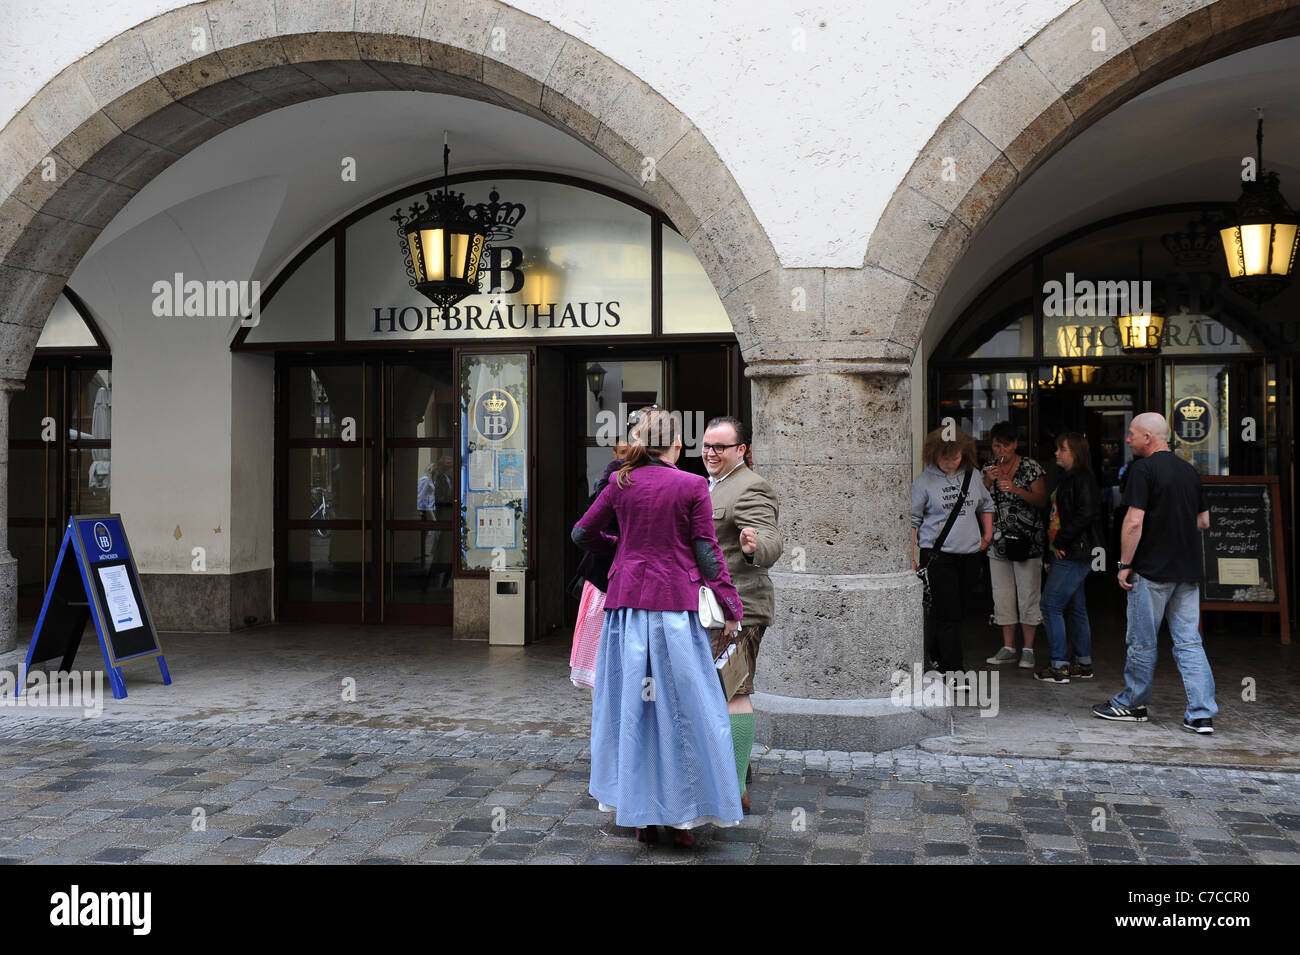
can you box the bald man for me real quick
[1093,413,1217,733]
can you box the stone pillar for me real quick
[0,379,21,654]
[746,360,948,751]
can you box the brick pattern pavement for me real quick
[1,717,1297,865]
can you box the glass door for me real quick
[380,359,455,624]
[280,361,376,622]
[8,363,111,616]
[1164,359,1274,476]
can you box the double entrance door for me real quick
[279,358,455,624]
[277,343,742,630]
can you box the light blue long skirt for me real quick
[590,608,743,829]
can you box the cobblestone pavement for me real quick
[1,715,1297,865]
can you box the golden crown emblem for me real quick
[1179,401,1207,420]
[482,393,508,414]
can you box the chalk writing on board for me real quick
[1201,484,1275,603]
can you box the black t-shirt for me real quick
[1122,450,1209,582]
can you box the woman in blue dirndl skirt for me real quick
[572,407,744,843]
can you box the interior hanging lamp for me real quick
[391,134,489,311]
[1114,242,1165,354]
[1219,109,1299,304]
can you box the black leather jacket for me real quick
[1054,467,1103,561]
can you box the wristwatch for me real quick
[1117,562,1131,570]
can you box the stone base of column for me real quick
[753,569,952,752]
[753,690,950,751]
[0,554,15,655]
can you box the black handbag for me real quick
[1000,530,1033,562]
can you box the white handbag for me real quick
[698,585,726,630]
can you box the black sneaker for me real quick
[1033,665,1070,684]
[1070,662,1094,680]
[1092,702,1148,722]
[1182,718,1214,735]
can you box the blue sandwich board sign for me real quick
[22,514,171,701]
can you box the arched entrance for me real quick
[0,0,778,655]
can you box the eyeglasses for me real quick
[701,443,741,454]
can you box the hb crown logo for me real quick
[474,389,519,442]
[93,521,112,552]
[1173,396,1213,446]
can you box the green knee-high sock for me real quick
[730,714,755,794]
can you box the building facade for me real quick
[1,0,1297,749]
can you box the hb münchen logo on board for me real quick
[93,522,112,552]
[473,389,519,442]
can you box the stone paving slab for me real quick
[0,714,1297,865]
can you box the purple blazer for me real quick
[572,460,743,620]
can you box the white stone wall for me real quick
[63,176,285,574]
[0,0,1072,268]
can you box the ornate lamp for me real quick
[1219,110,1299,304]
[586,362,607,408]
[1114,243,1165,354]
[391,135,489,311]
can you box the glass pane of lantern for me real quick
[1241,223,1273,276]
[1219,226,1244,277]
[1270,223,1297,275]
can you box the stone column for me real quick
[0,379,22,654]
[746,360,948,751]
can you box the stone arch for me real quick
[0,0,779,382]
[870,0,1300,354]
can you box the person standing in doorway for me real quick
[1093,412,1218,733]
[982,422,1047,670]
[1034,432,1102,684]
[910,427,994,681]
[702,415,783,814]
[416,463,437,559]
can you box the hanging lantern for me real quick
[1115,312,1166,353]
[391,136,489,312]
[1113,242,1166,354]
[1219,111,1299,304]
[586,362,607,407]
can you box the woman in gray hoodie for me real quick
[910,427,994,676]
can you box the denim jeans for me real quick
[1041,557,1091,668]
[1111,574,1218,721]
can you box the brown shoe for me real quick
[741,791,750,814]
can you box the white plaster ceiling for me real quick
[79,91,641,287]
[928,35,1300,352]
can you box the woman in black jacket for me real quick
[1034,432,1103,684]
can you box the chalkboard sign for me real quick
[23,514,172,699]
[1199,477,1290,643]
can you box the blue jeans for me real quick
[1111,574,1218,721]
[1041,558,1091,668]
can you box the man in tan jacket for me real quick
[703,416,782,812]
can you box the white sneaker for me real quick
[986,646,1017,665]
[1018,648,1035,669]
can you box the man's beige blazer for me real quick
[709,465,782,626]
